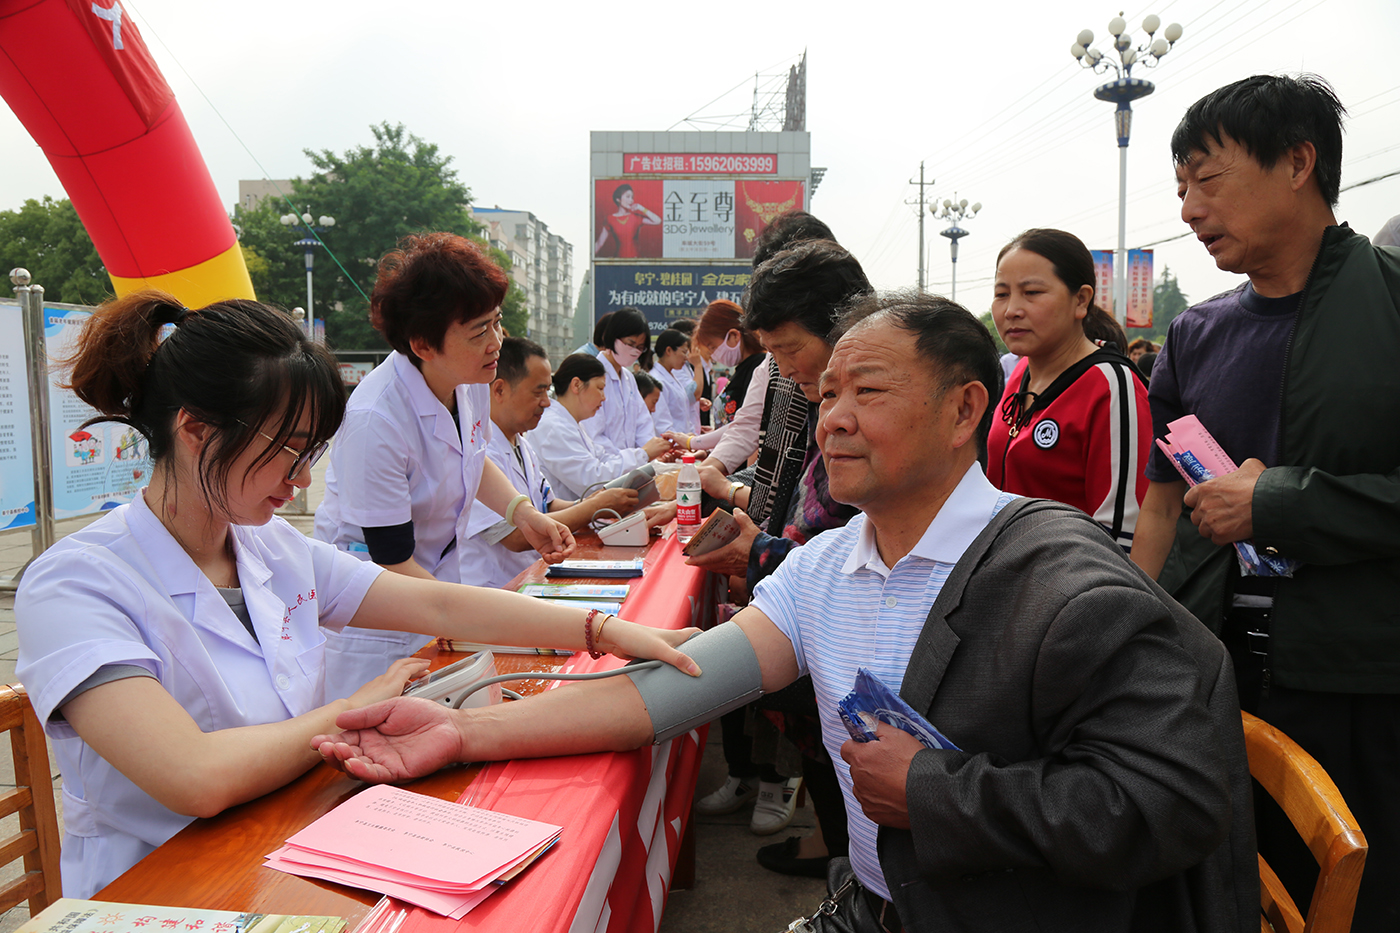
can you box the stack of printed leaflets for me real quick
[544,558,645,579]
[265,785,561,919]
[14,900,345,933]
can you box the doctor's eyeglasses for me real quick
[239,421,329,482]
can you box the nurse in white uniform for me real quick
[314,233,574,699]
[15,292,699,898]
[582,308,669,464]
[648,328,702,436]
[459,338,647,589]
[531,354,651,500]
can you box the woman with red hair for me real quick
[664,299,768,471]
[315,233,575,696]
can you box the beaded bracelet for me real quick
[584,608,605,659]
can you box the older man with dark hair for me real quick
[1129,74,1400,931]
[314,292,1256,933]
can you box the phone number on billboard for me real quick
[623,153,777,174]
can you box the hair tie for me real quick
[173,307,192,325]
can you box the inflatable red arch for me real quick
[0,0,254,305]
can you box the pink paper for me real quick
[1157,414,1239,485]
[264,850,495,919]
[282,785,560,886]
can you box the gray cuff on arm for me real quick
[623,622,765,744]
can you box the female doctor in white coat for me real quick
[314,233,574,698]
[647,328,701,436]
[15,292,699,897]
[531,354,651,500]
[586,308,671,465]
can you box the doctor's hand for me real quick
[643,436,672,460]
[313,697,465,784]
[347,657,432,710]
[585,486,640,517]
[840,722,922,829]
[1183,457,1264,545]
[597,617,703,676]
[685,508,759,578]
[515,505,576,563]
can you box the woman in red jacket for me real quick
[988,228,1150,551]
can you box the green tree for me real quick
[0,196,109,305]
[1127,266,1190,346]
[979,311,1008,354]
[237,122,491,350]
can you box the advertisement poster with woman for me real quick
[594,180,664,258]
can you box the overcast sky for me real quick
[2,0,1397,323]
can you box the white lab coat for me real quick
[314,351,491,698]
[529,401,643,501]
[581,359,653,458]
[649,363,700,435]
[457,426,555,590]
[15,491,382,898]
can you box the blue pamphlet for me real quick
[837,667,960,751]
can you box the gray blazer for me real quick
[879,499,1258,933]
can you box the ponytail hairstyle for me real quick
[996,229,1128,352]
[61,290,346,516]
[551,353,606,397]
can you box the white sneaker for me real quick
[694,775,759,815]
[750,777,801,835]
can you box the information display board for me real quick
[592,264,750,333]
[1091,249,1154,329]
[44,307,152,518]
[0,302,36,529]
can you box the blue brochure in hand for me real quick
[837,667,960,751]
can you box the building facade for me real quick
[471,207,574,361]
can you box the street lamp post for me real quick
[931,196,981,302]
[1071,12,1182,324]
[279,208,335,327]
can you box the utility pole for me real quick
[907,162,934,292]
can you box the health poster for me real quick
[0,302,35,528]
[44,307,151,518]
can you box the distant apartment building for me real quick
[471,206,574,360]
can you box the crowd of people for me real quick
[12,72,1400,933]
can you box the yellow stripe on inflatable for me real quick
[108,242,257,307]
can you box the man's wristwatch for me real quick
[728,482,744,505]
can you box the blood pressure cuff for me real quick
[623,622,765,744]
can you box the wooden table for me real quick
[95,530,715,933]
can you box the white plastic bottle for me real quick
[676,454,702,543]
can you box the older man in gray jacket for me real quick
[314,293,1257,933]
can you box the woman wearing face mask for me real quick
[586,308,670,467]
[988,228,1150,551]
[530,354,653,500]
[663,300,767,467]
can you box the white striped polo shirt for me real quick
[751,463,1016,901]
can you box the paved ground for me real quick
[0,463,827,931]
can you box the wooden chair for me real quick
[0,683,61,915]
[1242,711,1366,933]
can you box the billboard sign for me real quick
[624,153,777,174]
[0,302,35,529]
[593,264,750,333]
[594,179,804,261]
[1090,249,1154,329]
[1125,248,1154,329]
